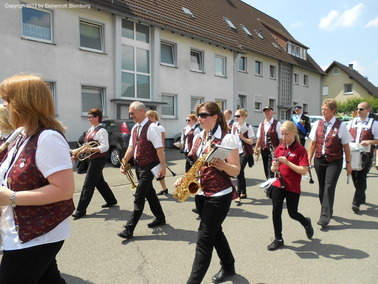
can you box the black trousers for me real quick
[237,154,248,195]
[351,155,372,206]
[271,186,309,239]
[314,157,343,223]
[75,156,117,215]
[261,148,274,179]
[184,152,194,172]
[0,241,66,284]
[187,193,234,284]
[125,162,165,232]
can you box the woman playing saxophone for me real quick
[174,102,240,284]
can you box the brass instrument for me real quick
[119,158,137,190]
[173,137,213,202]
[71,141,100,161]
[0,127,24,153]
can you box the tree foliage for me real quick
[336,97,378,116]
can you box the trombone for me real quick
[118,158,137,190]
[71,141,100,161]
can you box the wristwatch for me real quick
[346,161,350,164]
[10,191,17,208]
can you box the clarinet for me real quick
[267,136,286,188]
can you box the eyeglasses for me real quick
[198,112,213,119]
[129,112,134,116]
[186,119,191,122]
[356,108,365,111]
[234,115,241,118]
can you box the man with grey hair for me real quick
[118,101,166,238]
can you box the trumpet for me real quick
[71,141,100,161]
[0,127,24,153]
[119,158,137,190]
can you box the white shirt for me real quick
[347,117,378,144]
[87,125,109,153]
[309,117,353,154]
[129,117,163,157]
[231,122,255,154]
[181,124,201,153]
[192,125,238,197]
[0,130,72,250]
[256,118,282,144]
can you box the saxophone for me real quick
[173,137,212,202]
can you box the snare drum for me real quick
[350,149,362,171]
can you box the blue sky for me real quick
[242,0,378,86]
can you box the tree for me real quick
[337,97,378,116]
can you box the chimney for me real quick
[349,64,354,69]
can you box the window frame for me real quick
[255,60,263,76]
[191,96,205,114]
[238,56,247,72]
[269,64,277,79]
[322,85,329,96]
[254,94,263,111]
[79,19,104,53]
[190,49,204,72]
[161,94,177,118]
[237,94,247,110]
[160,41,177,67]
[81,86,106,116]
[293,73,299,85]
[21,6,53,43]
[303,74,309,87]
[215,55,226,77]
[344,83,353,94]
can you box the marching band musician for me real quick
[291,105,311,147]
[0,74,74,283]
[177,102,240,284]
[0,105,13,161]
[308,99,353,228]
[118,101,166,239]
[254,106,283,179]
[347,102,378,212]
[71,108,117,220]
[231,109,255,201]
[223,109,234,133]
[181,114,201,172]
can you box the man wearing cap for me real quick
[292,105,311,147]
[254,107,283,179]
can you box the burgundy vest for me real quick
[8,130,75,243]
[349,119,374,153]
[85,126,108,159]
[191,129,232,196]
[132,120,159,167]
[232,124,253,156]
[183,126,197,152]
[315,119,343,162]
[260,119,279,149]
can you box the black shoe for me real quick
[192,208,199,214]
[147,218,166,228]
[305,217,314,239]
[117,228,133,239]
[157,189,168,195]
[240,194,247,199]
[352,204,360,212]
[72,212,86,220]
[267,238,284,251]
[101,203,117,208]
[317,218,329,228]
[212,268,235,283]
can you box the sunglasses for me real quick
[186,119,191,122]
[355,108,365,111]
[234,115,241,118]
[198,112,213,119]
[88,116,94,119]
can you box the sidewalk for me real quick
[7,149,378,283]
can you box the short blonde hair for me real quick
[235,109,248,117]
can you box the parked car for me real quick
[77,119,135,167]
[308,115,323,128]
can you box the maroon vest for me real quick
[132,120,159,167]
[8,130,75,243]
[232,124,253,156]
[191,129,232,196]
[85,126,108,159]
[183,126,197,152]
[315,119,343,162]
[349,119,374,153]
[260,119,279,149]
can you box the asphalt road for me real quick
[4,148,378,283]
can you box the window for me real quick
[240,25,252,36]
[239,56,247,72]
[237,94,246,110]
[224,17,236,30]
[215,99,226,111]
[303,103,308,113]
[190,49,204,72]
[182,7,194,18]
[161,41,176,66]
[46,81,57,113]
[344,84,353,94]
[303,75,309,86]
[80,20,104,52]
[215,56,226,77]
[255,60,262,76]
[269,99,276,112]
[287,42,307,60]
[254,29,264,39]
[293,73,299,84]
[280,109,289,121]
[191,96,204,114]
[269,65,276,79]
[322,86,329,96]
[161,94,176,117]
[333,68,339,75]
[22,7,53,43]
[254,95,262,111]
[121,19,151,99]
[81,86,105,114]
